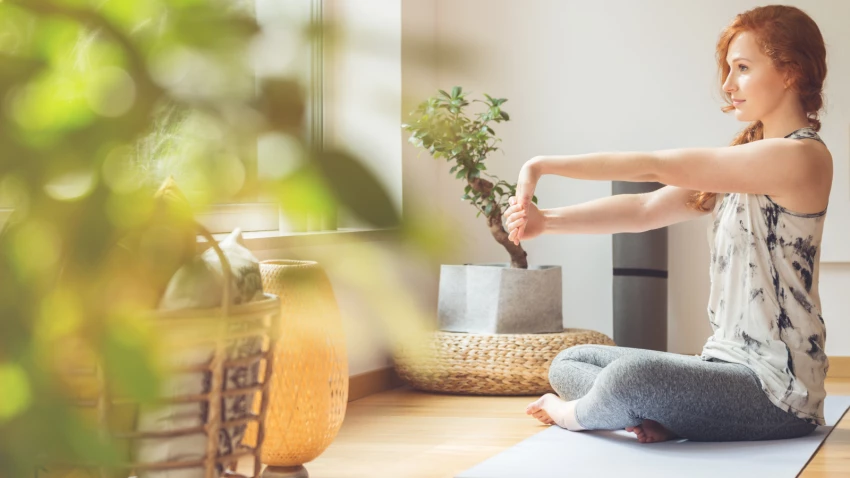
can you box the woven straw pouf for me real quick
[393,328,615,395]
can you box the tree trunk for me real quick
[469,176,528,269]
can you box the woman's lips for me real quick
[733,100,746,106]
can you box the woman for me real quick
[503,4,831,443]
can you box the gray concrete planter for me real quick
[437,263,563,334]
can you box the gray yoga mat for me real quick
[456,395,850,478]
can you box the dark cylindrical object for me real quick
[612,181,668,351]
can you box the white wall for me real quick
[248,0,850,379]
[419,0,850,356]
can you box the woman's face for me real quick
[722,31,789,122]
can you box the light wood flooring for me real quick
[285,378,850,478]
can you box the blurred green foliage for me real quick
[0,0,439,475]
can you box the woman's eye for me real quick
[738,65,748,71]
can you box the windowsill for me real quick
[199,226,402,251]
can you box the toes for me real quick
[531,410,553,425]
[526,398,544,413]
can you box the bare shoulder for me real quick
[768,138,832,215]
[791,136,831,177]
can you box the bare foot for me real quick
[625,419,680,443]
[525,393,572,428]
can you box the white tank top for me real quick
[700,126,829,426]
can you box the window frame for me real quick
[199,0,335,235]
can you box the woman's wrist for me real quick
[528,156,546,177]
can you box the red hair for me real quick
[687,5,827,212]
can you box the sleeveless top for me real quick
[699,126,829,426]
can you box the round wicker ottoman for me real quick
[393,328,616,396]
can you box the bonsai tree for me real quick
[402,86,536,269]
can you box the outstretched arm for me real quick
[530,138,822,196]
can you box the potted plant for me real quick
[402,87,562,334]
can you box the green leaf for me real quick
[0,363,31,421]
[500,111,510,120]
[470,169,480,179]
[257,78,307,132]
[314,151,400,227]
[0,54,46,94]
[475,163,486,170]
[103,320,160,402]
[456,169,466,179]
[450,165,459,173]
[484,202,493,215]
[451,86,461,98]
[275,165,336,223]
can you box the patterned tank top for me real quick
[699,126,829,426]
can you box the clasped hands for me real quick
[503,160,545,246]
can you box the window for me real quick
[198,0,334,235]
[0,0,402,238]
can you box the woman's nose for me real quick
[723,75,736,93]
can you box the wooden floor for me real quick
[272,378,850,478]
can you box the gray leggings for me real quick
[548,344,818,441]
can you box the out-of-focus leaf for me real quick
[0,54,44,91]
[101,316,161,402]
[274,164,336,226]
[314,150,399,228]
[0,363,31,421]
[257,77,306,134]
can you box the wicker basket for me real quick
[393,328,615,395]
[51,226,280,478]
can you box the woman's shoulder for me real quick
[764,139,831,216]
